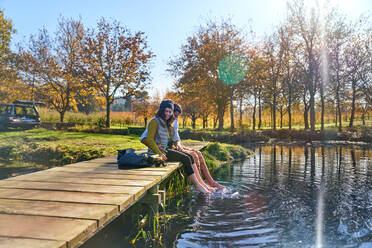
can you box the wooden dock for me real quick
[0,141,208,248]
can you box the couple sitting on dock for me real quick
[140,100,224,194]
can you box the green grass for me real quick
[0,128,253,181]
[201,142,252,171]
[0,128,146,171]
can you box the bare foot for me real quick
[195,185,211,194]
[203,182,217,192]
[209,181,225,189]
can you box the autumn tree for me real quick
[169,19,245,130]
[286,0,323,131]
[245,50,267,130]
[19,18,85,122]
[326,13,354,131]
[132,92,155,127]
[79,18,154,128]
[343,16,371,128]
[0,9,20,102]
[262,34,285,130]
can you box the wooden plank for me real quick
[0,141,208,248]
[64,160,179,172]
[0,181,145,199]
[6,175,158,190]
[0,214,96,248]
[47,166,176,179]
[0,188,133,212]
[0,199,117,227]
[35,171,162,181]
[0,237,66,248]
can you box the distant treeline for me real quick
[0,0,371,132]
[164,0,371,131]
[0,10,154,127]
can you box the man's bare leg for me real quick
[184,147,224,189]
[188,173,210,194]
[183,148,216,191]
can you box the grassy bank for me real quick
[0,128,252,179]
[180,127,372,144]
[0,128,145,172]
[201,142,252,171]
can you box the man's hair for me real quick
[174,103,182,114]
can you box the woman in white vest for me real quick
[140,100,213,194]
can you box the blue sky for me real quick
[1,0,370,96]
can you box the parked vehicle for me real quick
[0,100,44,129]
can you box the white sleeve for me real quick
[173,119,181,142]
[140,128,148,141]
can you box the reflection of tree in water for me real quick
[167,145,372,247]
[259,145,372,245]
[328,147,372,243]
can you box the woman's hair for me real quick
[156,99,175,126]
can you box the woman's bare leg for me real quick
[191,163,214,192]
[188,151,216,191]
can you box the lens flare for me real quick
[218,53,248,85]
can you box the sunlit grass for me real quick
[0,128,146,174]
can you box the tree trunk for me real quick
[59,112,65,123]
[304,105,309,130]
[213,116,217,129]
[191,116,196,129]
[253,93,257,130]
[239,97,243,129]
[272,93,276,130]
[202,116,207,129]
[320,81,325,131]
[362,113,365,125]
[280,106,283,129]
[349,80,356,128]
[336,89,342,131]
[182,117,186,128]
[303,92,309,130]
[288,87,292,130]
[106,101,111,128]
[230,87,234,131]
[144,117,148,128]
[218,103,225,130]
[309,86,316,131]
[258,89,262,130]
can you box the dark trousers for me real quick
[165,149,195,176]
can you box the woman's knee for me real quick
[180,153,192,165]
[182,156,194,176]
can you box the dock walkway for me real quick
[0,141,208,248]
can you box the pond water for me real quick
[82,145,372,248]
[163,145,372,248]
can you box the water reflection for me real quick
[168,145,372,248]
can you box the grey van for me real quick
[0,100,43,129]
